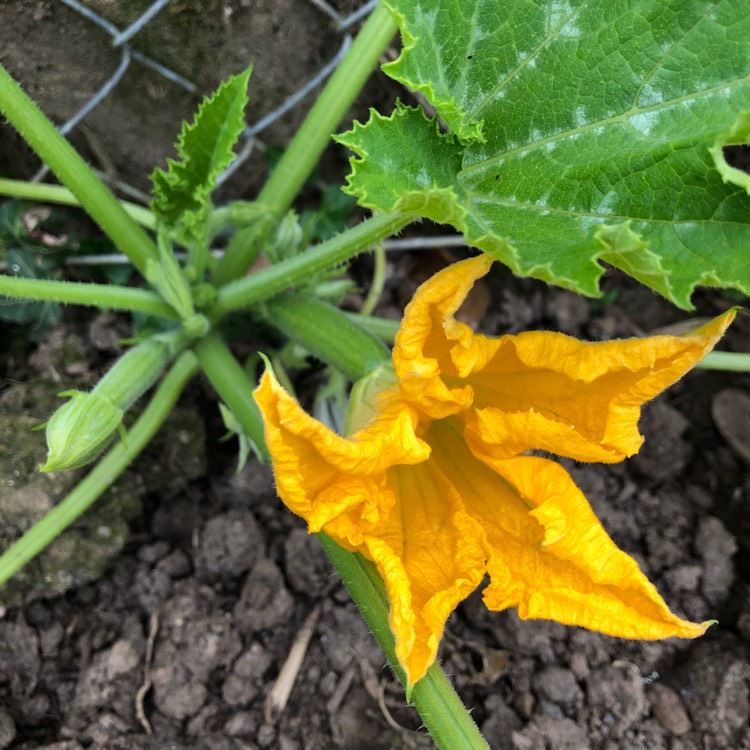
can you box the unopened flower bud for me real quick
[39,328,192,473]
[40,391,123,472]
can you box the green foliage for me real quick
[340,0,750,308]
[0,201,62,336]
[2,6,750,744]
[151,67,252,244]
[300,185,357,242]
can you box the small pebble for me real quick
[648,683,691,736]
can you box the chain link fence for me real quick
[1,0,381,200]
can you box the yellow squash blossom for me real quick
[254,256,735,687]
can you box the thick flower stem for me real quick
[0,351,198,586]
[0,275,178,320]
[213,3,398,285]
[210,212,414,320]
[318,533,491,750]
[0,65,157,276]
[192,332,270,462]
[197,339,490,748]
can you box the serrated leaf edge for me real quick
[709,111,750,196]
[150,66,252,230]
[379,0,484,144]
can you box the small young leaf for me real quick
[343,0,750,309]
[151,67,252,240]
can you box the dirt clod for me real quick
[195,509,265,582]
[695,516,737,605]
[647,683,692,736]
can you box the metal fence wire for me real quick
[18,0,380,194]
[0,0,465,267]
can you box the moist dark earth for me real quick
[1,257,749,750]
[2,2,750,749]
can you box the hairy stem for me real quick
[213,3,398,284]
[0,65,157,275]
[193,332,270,461]
[211,212,413,320]
[0,275,178,319]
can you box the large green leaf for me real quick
[339,0,750,308]
[151,67,252,241]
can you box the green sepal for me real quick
[343,361,398,436]
[40,391,124,472]
[39,330,194,472]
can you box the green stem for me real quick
[696,351,750,372]
[318,533,490,750]
[193,332,270,461]
[0,65,157,275]
[0,351,197,585]
[0,178,155,229]
[213,3,398,284]
[264,293,390,381]
[360,242,386,316]
[202,340,489,749]
[0,274,178,319]
[345,311,399,342]
[211,212,413,320]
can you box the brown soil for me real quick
[1,258,749,750]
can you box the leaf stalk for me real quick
[210,212,414,319]
[0,275,178,320]
[213,3,398,284]
[0,65,158,275]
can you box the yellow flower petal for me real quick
[254,257,732,689]
[395,256,735,461]
[254,366,429,532]
[468,312,734,461]
[429,420,710,638]
[256,369,488,685]
[337,460,487,685]
[394,255,492,417]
